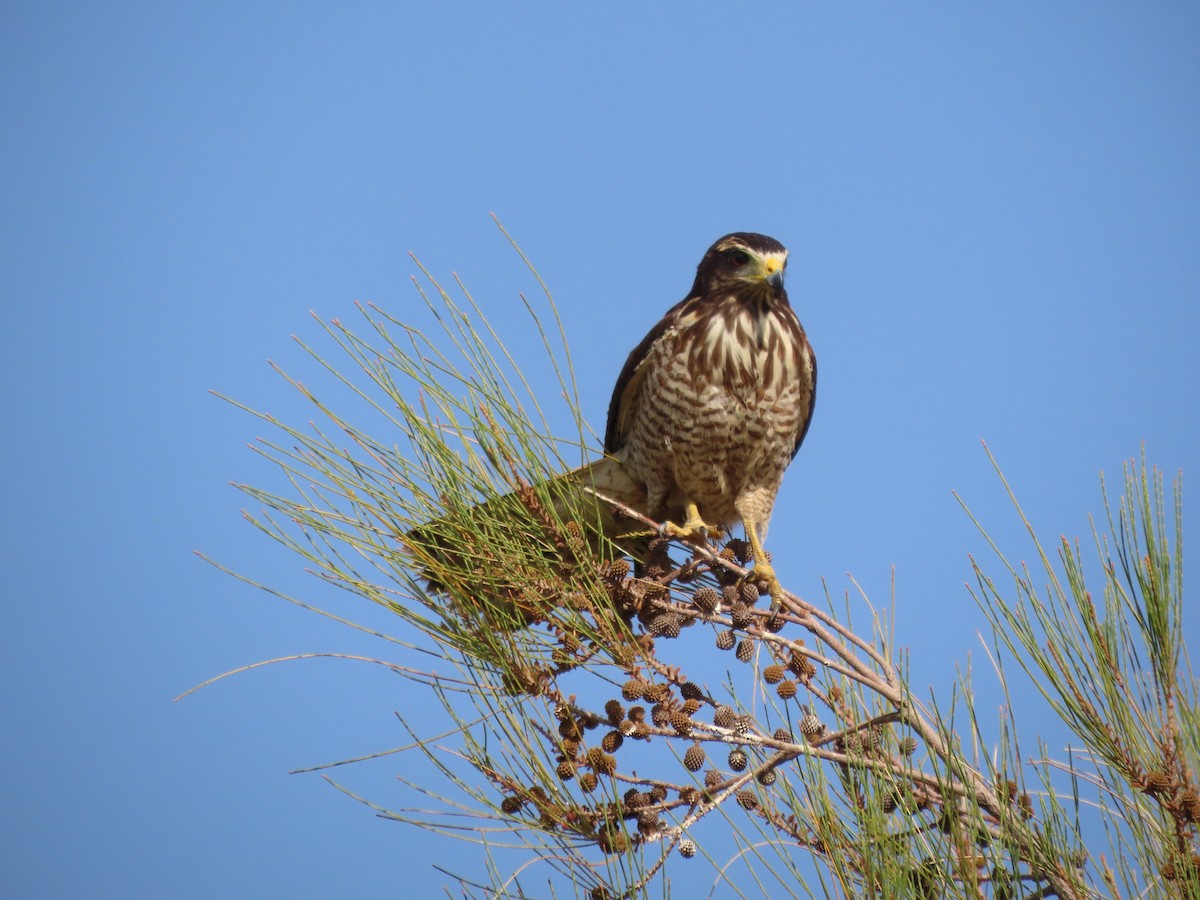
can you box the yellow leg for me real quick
[663,501,718,542]
[744,515,784,611]
[616,503,717,543]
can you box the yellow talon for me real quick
[751,560,785,612]
[743,516,784,612]
[663,502,718,542]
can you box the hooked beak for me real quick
[762,256,786,291]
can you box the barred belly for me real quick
[620,301,813,530]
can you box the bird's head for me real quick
[691,232,788,300]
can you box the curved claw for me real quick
[750,560,785,612]
[662,502,719,543]
[741,513,785,613]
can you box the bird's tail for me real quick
[402,455,648,599]
[554,455,648,542]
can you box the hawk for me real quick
[410,233,816,614]
[587,232,817,606]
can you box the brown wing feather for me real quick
[603,294,693,454]
[792,339,817,459]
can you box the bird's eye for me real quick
[727,250,750,268]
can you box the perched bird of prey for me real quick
[588,232,816,607]
[410,232,816,614]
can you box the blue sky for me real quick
[3,3,1198,897]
